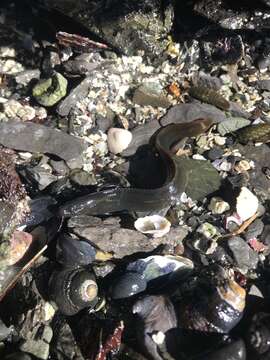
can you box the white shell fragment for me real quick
[107,127,132,154]
[134,215,171,238]
[208,197,230,214]
[236,187,259,221]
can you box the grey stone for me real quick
[258,79,270,91]
[15,69,41,85]
[20,339,49,360]
[227,236,259,272]
[50,320,84,360]
[217,117,251,136]
[0,120,87,163]
[244,219,264,241]
[41,326,53,344]
[70,169,97,186]
[122,103,227,156]
[0,319,12,341]
[260,224,270,245]
[4,353,32,360]
[57,76,92,116]
[235,144,270,201]
[228,102,251,119]
[132,84,170,108]
[207,147,224,161]
[22,166,57,191]
[49,159,69,176]
[248,284,264,298]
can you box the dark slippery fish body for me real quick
[189,85,230,111]
[237,123,270,144]
[58,118,217,217]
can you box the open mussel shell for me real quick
[49,267,98,316]
[178,267,246,333]
[110,255,194,299]
[246,312,270,356]
[56,233,96,266]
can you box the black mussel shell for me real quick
[199,339,246,360]
[178,267,246,333]
[49,267,98,316]
[110,272,147,300]
[246,312,270,356]
[56,233,96,266]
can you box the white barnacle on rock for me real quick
[134,215,171,238]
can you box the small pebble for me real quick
[227,236,259,273]
[206,147,224,161]
[208,197,230,214]
[107,128,132,154]
[244,219,264,241]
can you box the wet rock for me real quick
[3,353,32,360]
[32,72,67,107]
[258,79,270,91]
[244,219,264,241]
[50,319,84,360]
[70,169,96,186]
[206,147,224,161]
[73,225,155,258]
[63,56,100,75]
[0,318,12,341]
[43,0,174,57]
[0,120,87,163]
[122,103,226,156]
[49,159,69,176]
[217,118,251,136]
[20,165,57,191]
[228,102,251,119]
[132,83,170,108]
[234,144,270,201]
[15,69,40,85]
[57,76,92,116]
[227,236,259,273]
[260,224,270,245]
[20,338,50,360]
[176,157,221,201]
[200,339,246,360]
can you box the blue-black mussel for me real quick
[175,265,246,334]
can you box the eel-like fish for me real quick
[58,118,215,217]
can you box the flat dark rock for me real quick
[0,120,86,163]
[122,103,227,156]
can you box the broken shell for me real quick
[134,215,171,238]
[127,255,194,282]
[49,267,98,316]
[107,128,132,154]
[208,197,230,215]
[236,187,258,221]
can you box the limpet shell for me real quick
[134,215,171,238]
